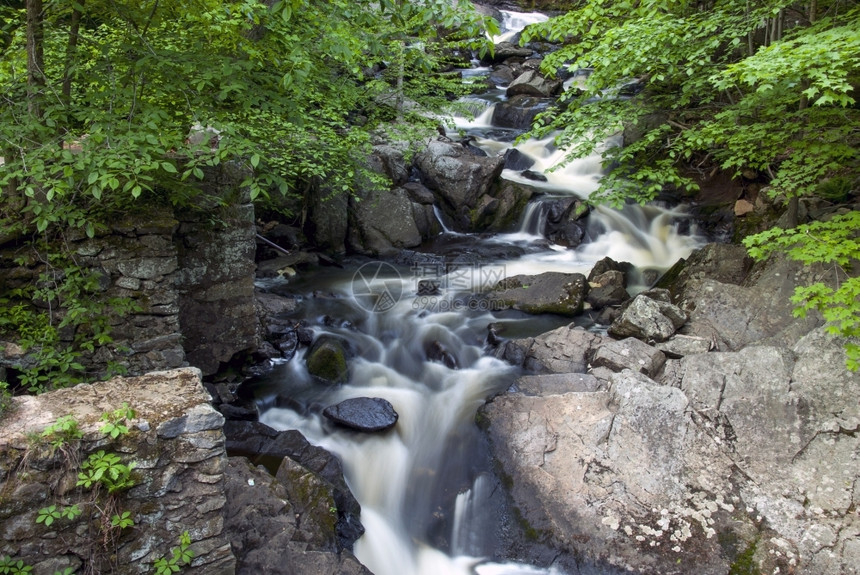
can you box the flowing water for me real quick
[255,11,704,575]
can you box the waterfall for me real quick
[492,10,549,44]
[253,10,707,575]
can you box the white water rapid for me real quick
[256,10,705,575]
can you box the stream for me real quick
[254,10,704,575]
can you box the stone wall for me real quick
[0,163,258,380]
[0,367,235,574]
[174,164,259,376]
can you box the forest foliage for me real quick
[0,0,496,392]
[520,0,859,368]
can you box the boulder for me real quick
[470,180,535,232]
[676,254,826,351]
[585,270,629,310]
[305,186,348,254]
[608,293,687,342]
[489,272,588,316]
[480,369,744,575]
[489,65,515,85]
[222,457,370,575]
[543,197,590,248]
[592,337,667,377]
[655,242,753,297]
[498,324,606,374]
[322,397,399,432]
[367,144,409,187]
[588,256,634,281]
[306,336,349,385]
[223,421,364,550]
[502,148,535,171]
[347,187,424,256]
[505,70,563,98]
[414,140,505,231]
[492,95,554,131]
[489,42,533,62]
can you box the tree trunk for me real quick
[62,0,84,108]
[26,0,45,119]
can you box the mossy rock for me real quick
[306,335,349,385]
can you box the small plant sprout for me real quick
[100,402,136,439]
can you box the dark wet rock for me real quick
[402,181,436,205]
[586,270,630,310]
[323,397,399,432]
[471,180,536,233]
[223,421,364,551]
[222,457,370,574]
[489,65,515,85]
[296,324,315,346]
[305,185,348,254]
[502,148,535,171]
[489,272,588,316]
[588,257,635,281]
[274,330,299,360]
[488,41,533,62]
[521,169,548,182]
[219,401,259,422]
[414,140,505,231]
[306,335,349,384]
[608,293,687,342]
[461,136,488,157]
[544,197,590,248]
[592,337,667,377]
[417,279,442,296]
[347,186,424,256]
[425,340,459,369]
[492,95,554,131]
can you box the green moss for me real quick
[728,539,759,575]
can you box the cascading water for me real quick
[255,10,706,575]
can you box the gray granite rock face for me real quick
[482,243,860,575]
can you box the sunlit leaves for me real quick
[743,212,860,370]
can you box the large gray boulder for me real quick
[480,369,743,575]
[505,70,563,98]
[608,292,688,342]
[489,272,588,316]
[347,187,424,256]
[414,140,504,231]
[497,324,607,375]
[592,336,667,377]
[222,457,371,575]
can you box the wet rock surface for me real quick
[222,458,370,575]
[322,397,399,433]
